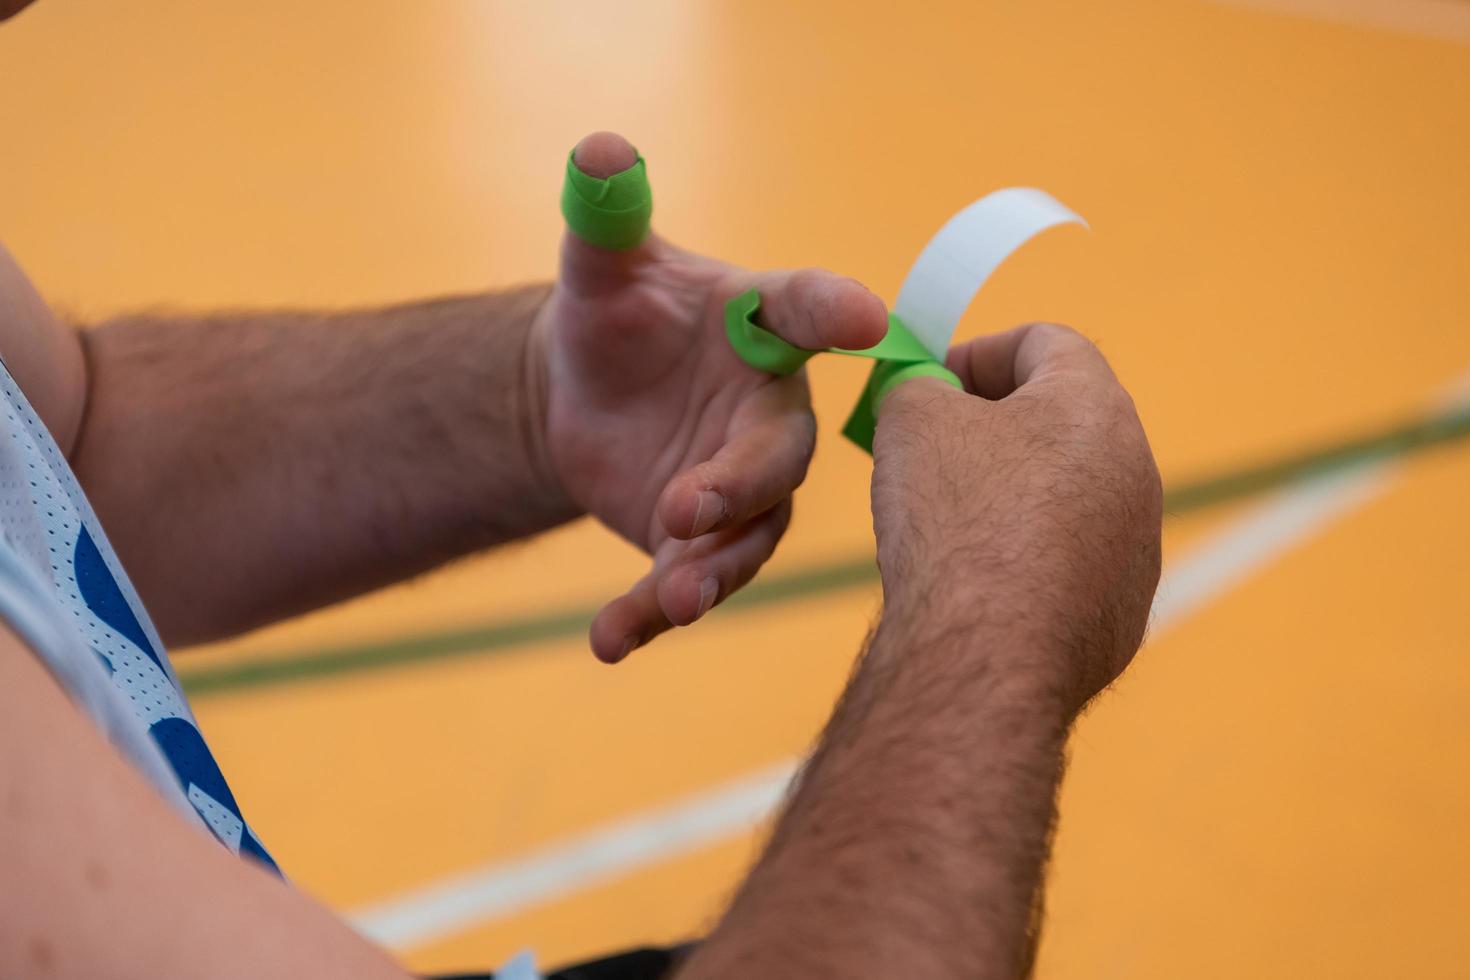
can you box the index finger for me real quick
[732,268,889,353]
[944,322,1114,399]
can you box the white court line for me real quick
[1149,460,1390,633]
[1207,0,1470,45]
[350,376,1470,952]
[351,762,798,950]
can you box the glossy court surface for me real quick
[3,1,1469,976]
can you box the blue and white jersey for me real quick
[0,359,278,873]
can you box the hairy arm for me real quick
[682,618,1071,978]
[5,132,887,655]
[73,287,579,646]
[0,134,879,656]
[678,324,1163,979]
[0,624,412,980]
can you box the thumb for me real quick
[572,130,640,183]
[559,131,658,290]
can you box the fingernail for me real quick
[690,490,726,536]
[696,577,719,619]
[616,637,637,662]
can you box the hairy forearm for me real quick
[680,608,1073,980]
[72,286,580,646]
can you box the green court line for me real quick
[179,403,1470,698]
[179,559,881,697]
[1163,404,1470,513]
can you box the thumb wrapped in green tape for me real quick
[560,149,653,251]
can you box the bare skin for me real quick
[48,132,885,649]
[0,622,411,980]
[0,301,1159,979]
[0,127,887,976]
[680,326,1161,979]
[2,12,1163,971]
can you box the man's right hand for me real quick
[681,325,1160,980]
[870,322,1163,714]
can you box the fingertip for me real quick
[829,278,890,351]
[589,605,637,664]
[573,131,640,179]
[562,132,654,259]
[656,475,695,540]
[788,271,887,351]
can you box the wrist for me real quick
[451,283,581,543]
[872,590,1081,724]
[516,288,580,521]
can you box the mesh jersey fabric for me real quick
[0,358,279,873]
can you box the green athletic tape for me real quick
[724,288,815,375]
[724,288,961,453]
[874,359,964,403]
[842,359,964,451]
[560,150,653,250]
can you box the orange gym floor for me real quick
[3,1,1469,976]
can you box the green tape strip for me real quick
[724,289,961,454]
[839,359,962,453]
[560,150,653,250]
[724,288,816,374]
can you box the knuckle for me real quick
[715,269,754,305]
[788,267,829,299]
[1025,321,1094,359]
[1028,321,1111,371]
[1094,380,1137,425]
[1026,320,1081,341]
[692,461,740,505]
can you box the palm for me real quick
[540,247,773,550]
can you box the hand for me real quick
[870,323,1162,712]
[534,132,887,663]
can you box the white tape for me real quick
[893,188,1086,359]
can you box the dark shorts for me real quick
[434,943,692,980]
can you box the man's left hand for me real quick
[534,131,886,662]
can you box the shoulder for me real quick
[0,240,85,455]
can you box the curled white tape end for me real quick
[893,188,1086,360]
